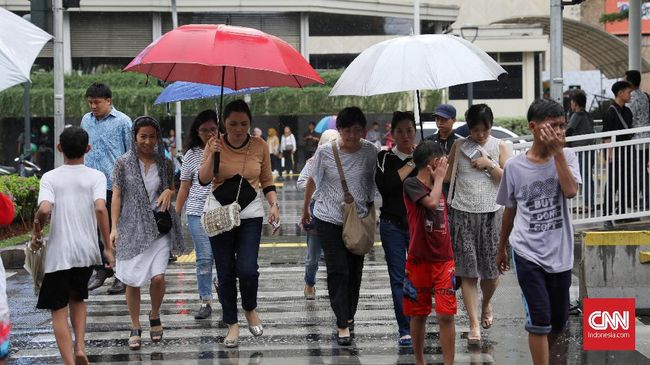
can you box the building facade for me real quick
[1,0,458,72]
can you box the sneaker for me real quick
[398,335,412,347]
[304,285,316,300]
[107,278,126,295]
[194,303,212,319]
[88,268,111,290]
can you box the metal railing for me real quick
[509,126,650,225]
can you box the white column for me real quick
[171,0,182,154]
[53,0,65,168]
[300,12,309,61]
[413,0,421,137]
[629,0,642,71]
[152,12,162,39]
[549,0,564,103]
[63,10,71,74]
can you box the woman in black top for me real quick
[374,111,418,346]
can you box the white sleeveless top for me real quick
[451,136,501,213]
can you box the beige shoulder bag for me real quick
[331,141,376,256]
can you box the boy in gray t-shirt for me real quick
[496,99,581,365]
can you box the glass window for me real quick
[448,65,523,100]
[310,13,412,36]
[310,54,359,69]
[500,52,523,63]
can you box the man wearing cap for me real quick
[426,104,462,199]
[426,104,461,155]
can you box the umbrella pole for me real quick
[416,90,424,140]
[213,65,226,175]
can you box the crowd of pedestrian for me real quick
[4,67,650,365]
[299,99,581,365]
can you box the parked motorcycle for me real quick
[0,153,42,177]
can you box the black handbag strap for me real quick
[331,141,355,204]
[609,105,630,129]
[233,139,252,204]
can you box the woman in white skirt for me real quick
[110,116,183,350]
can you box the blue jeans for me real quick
[380,221,411,337]
[210,217,263,325]
[187,215,213,301]
[304,232,322,287]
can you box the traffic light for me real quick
[29,0,52,33]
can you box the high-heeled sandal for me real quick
[149,313,163,343]
[128,328,142,350]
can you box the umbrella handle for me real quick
[213,151,220,175]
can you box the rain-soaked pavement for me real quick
[6,178,650,364]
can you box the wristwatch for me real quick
[406,160,416,168]
[270,201,280,210]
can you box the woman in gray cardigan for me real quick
[110,116,183,350]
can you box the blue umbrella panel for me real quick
[154,81,268,105]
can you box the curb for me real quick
[0,243,26,269]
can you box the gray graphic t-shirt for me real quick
[496,148,582,273]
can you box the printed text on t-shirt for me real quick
[521,177,563,232]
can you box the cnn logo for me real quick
[587,310,629,330]
[583,298,635,351]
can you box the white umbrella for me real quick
[329,34,506,137]
[0,8,52,92]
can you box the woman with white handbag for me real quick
[198,100,280,348]
[300,106,378,346]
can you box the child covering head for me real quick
[496,99,581,365]
[31,126,112,365]
[402,140,456,365]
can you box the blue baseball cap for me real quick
[433,104,456,119]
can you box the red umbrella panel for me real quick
[124,24,324,89]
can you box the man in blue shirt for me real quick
[81,83,132,294]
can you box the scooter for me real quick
[0,154,42,177]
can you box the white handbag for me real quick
[201,193,241,237]
[201,141,250,237]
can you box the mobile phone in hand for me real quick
[469,148,482,161]
[271,219,281,234]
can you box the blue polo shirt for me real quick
[80,107,132,190]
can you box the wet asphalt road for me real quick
[6,178,650,364]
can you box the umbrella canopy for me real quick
[154,82,268,105]
[124,24,324,89]
[329,34,506,97]
[0,8,52,92]
[315,115,337,133]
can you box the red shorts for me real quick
[403,257,457,316]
